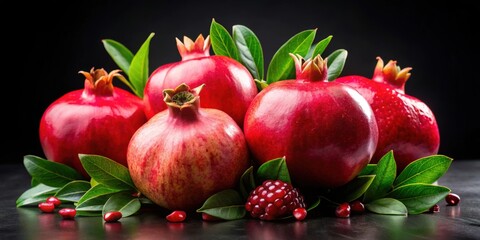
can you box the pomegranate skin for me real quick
[244,55,378,189]
[143,35,257,127]
[128,83,249,211]
[39,68,147,177]
[336,57,440,171]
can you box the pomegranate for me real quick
[143,34,258,127]
[127,83,250,211]
[336,57,440,171]
[39,68,147,177]
[244,54,378,189]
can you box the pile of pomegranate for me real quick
[35,24,447,223]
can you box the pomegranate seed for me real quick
[428,204,440,213]
[445,193,461,206]
[104,211,122,222]
[293,207,307,221]
[58,208,76,219]
[350,200,365,214]
[335,203,351,218]
[201,213,222,221]
[46,196,62,207]
[38,202,55,213]
[166,210,186,223]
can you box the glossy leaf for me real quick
[331,175,376,203]
[266,29,316,83]
[54,180,91,203]
[128,32,154,98]
[197,189,245,220]
[210,19,239,61]
[23,155,83,187]
[326,49,348,81]
[358,164,377,176]
[239,166,256,200]
[305,35,332,59]
[102,192,141,218]
[16,184,58,207]
[102,39,134,73]
[76,184,122,212]
[75,210,102,217]
[394,155,453,188]
[256,157,291,184]
[366,198,408,216]
[386,183,450,214]
[364,151,396,203]
[79,154,136,190]
[233,25,264,79]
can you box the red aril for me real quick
[104,211,122,222]
[336,57,440,171]
[166,210,187,223]
[46,196,61,207]
[127,83,249,211]
[58,208,76,219]
[143,34,257,127]
[38,202,55,213]
[39,68,147,177]
[244,54,378,189]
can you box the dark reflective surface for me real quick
[1,160,479,240]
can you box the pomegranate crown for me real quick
[372,56,412,93]
[163,83,205,110]
[290,53,328,82]
[79,67,123,96]
[176,34,211,61]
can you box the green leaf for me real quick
[102,39,134,73]
[197,189,245,220]
[128,32,154,98]
[330,175,376,203]
[266,29,317,83]
[358,164,377,176]
[239,166,256,200]
[365,198,408,216]
[76,210,102,217]
[210,19,239,61]
[364,151,396,203]
[54,180,91,203]
[79,154,136,191]
[256,157,291,184]
[16,184,59,207]
[326,49,348,81]
[76,184,123,212]
[23,155,83,187]
[232,25,264,79]
[102,192,141,218]
[394,155,453,188]
[386,183,450,214]
[90,178,99,187]
[31,178,40,187]
[305,35,332,59]
[254,79,269,90]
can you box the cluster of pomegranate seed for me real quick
[37,196,77,220]
[245,179,306,221]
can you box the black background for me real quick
[5,0,479,164]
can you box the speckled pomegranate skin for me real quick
[337,71,440,171]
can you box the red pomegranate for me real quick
[336,57,440,171]
[244,54,378,189]
[143,34,257,127]
[39,68,147,177]
[127,83,249,211]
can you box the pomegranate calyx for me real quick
[290,53,328,82]
[176,34,211,61]
[80,67,122,96]
[372,56,412,93]
[163,83,204,110]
